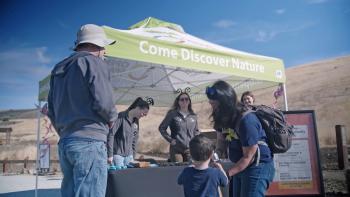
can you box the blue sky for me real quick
[0,0,349,110]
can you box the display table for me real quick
[105,164,230,197]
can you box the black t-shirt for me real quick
[177,167,228,197]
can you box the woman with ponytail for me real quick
[107,97,150,168]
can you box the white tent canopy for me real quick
[39,17,287,107]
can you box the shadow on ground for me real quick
[1,189,60,197]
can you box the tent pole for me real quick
[35,101,41,197]
[283,83,288,111]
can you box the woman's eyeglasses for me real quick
[179,97,189,102]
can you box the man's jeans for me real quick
[58,138,107,197]
[113,154,133,167]
[231,161,275,197]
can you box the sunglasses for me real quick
[179,97,190,102]
[205,86,217,100]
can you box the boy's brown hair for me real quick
[189,134,215,162]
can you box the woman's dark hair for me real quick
[190,134,215,162]
[128,97,150,111]
[206,80,245,130]
[170,92,194,114]
[240,91,255,103]
[127,97,150,124]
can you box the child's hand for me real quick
[213,162,229,180]
[212,162,224,170]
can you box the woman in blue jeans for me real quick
[206,80,275,197]
[107,97,151,168]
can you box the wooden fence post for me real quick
[3,157,8,173]
[24,156,29,169]
[335,125,348,170]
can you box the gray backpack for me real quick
[249,105,294,154]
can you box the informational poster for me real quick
[267,110,324,196]
[39,143,50,169]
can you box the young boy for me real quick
[177,134,228,197]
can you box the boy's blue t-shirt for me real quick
[177,166,228,197]
[228,113,273,163]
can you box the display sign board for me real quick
[267,110,325,196]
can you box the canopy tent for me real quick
[35,17,288,196]
[38,17,287,107]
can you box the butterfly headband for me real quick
[176,87,191,94]
[144,96,154,106]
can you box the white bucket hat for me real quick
[74,24,116,49]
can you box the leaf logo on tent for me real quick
[275,70,283,79]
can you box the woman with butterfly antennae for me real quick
[107,97,153,168]
[159,88,200,163]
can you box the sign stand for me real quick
[267,110,325,196]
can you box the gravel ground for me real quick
[0,174,62,193]
[319,147,349,196]
[0,148,348,196]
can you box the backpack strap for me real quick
[255,145,260,166]
[257,141,268,146]
[237,110,265,166]
[254,141,269,166]
[242,110,273,166]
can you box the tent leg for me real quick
[35,101,41,197]
[283,83,288,111]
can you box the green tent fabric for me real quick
[129,17,184,33]
[39,17,286,107]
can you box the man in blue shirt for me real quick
[48,24,118,197]
[177,134,228,197]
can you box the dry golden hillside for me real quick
[253,55,350,146]
[1,55,349,160]
[118,55,350,153]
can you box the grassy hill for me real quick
[254,55,350,146]
[1,55,349,159]
[138,55,350,153]
[0,109,37,120]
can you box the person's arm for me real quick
[227,145,257,176]
[80,57,118,125]
[212,162,228,186]
[132,124,139,159]
[193,115,200,136]
[106,117,122,163]
[158,111,174,143]
[177,169,185,185]
[47,75,57,131]
[227,114,259,176]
